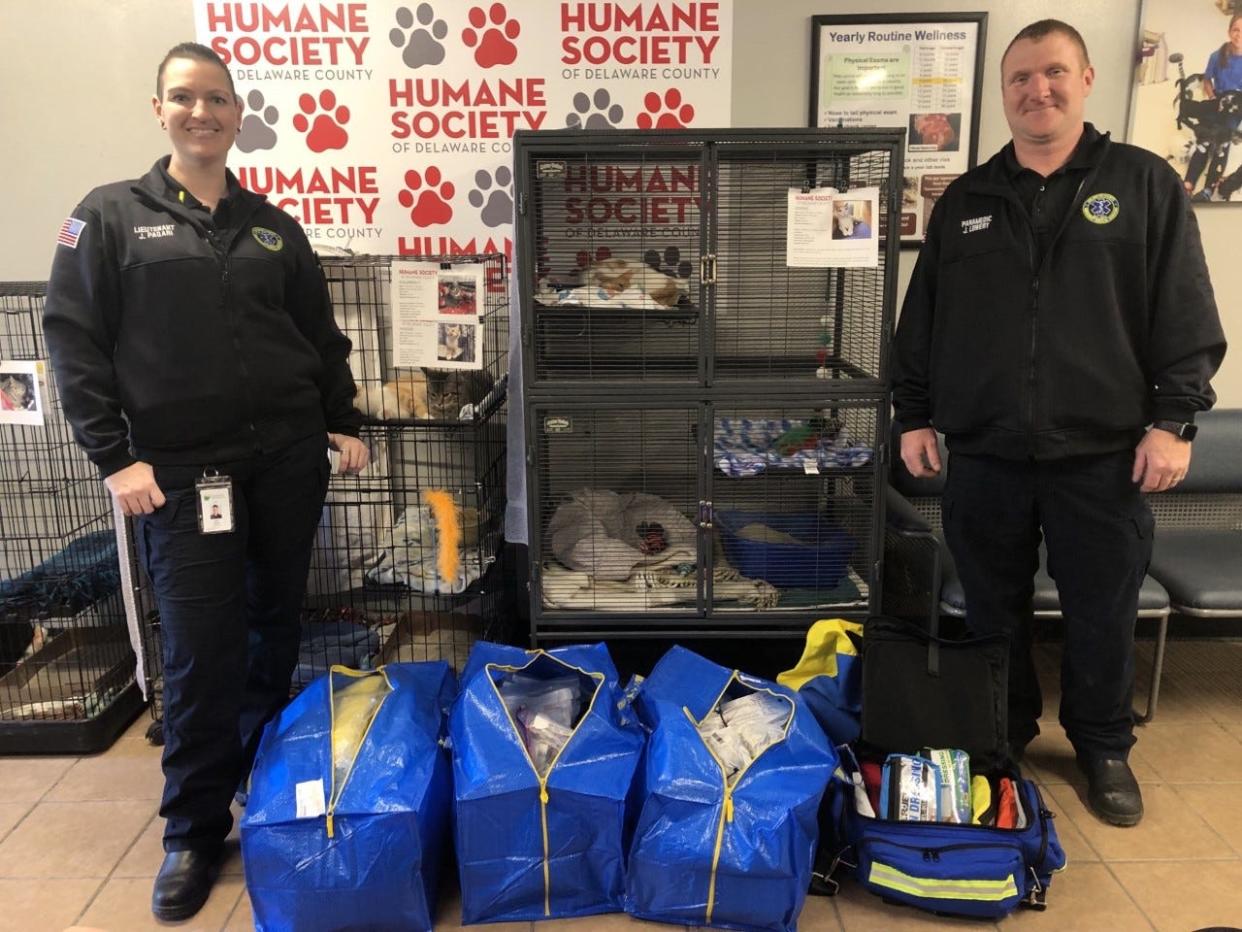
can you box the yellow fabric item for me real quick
[424,489,462,586]
[970,774,991,825]
[329,670,392,822]
[868,862,1019,901]
[776,618,864,691]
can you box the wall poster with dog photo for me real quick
[390,261,483,371]
[0,359,46,427]
[1129,0,1242,202]
[810,12,987,244]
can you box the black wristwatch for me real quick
[1151,419,1198,441]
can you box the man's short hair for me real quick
[1001,19,1091,72]
[156,41,237,100]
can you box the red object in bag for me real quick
[995,777,1018,829]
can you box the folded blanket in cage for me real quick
[714,417,873,478]
[0,530,120,616]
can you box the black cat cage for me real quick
[137,255,512,741]
[0,282,143,754]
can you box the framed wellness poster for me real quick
[810,12,988,245]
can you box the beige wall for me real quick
[5,0,1238,404]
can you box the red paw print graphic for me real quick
[292,90,350,152]
[637,89,695,129]
[575,246,611,270]
[399,167,455,226]
[462,2,520,68]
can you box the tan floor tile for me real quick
[1003,863,1151,931]
[0,803,32,842]
[537,911,689,930]
[112,814,162,878]
[1150,640,1242,725]
[0,800,152,878]
[1221,721,1242,744]
[0,756,77,803]
[221,889,253,931]
[1042,783,1233,861]
[833,879,999,931]
[77,873,244,932]
[1023,729,1159,785]
[793,892,841,931]
[0,878,102,932]
[1112,860,1242,932]
[1043,795,1100,863]
[1172,783,1242,856]
[1129,722,1242,783]
[45,738,164,802]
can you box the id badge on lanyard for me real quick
[196,469,235,534]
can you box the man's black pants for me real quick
[942,450,1154,759]
[137,433,329,852]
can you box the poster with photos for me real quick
[0,360,46,427]
[1129,0,1242,202]
[810,12,988,244]
[390,261,483,371]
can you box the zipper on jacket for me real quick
[485,653,606,918]
[685,674,796,927]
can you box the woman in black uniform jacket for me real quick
[43,43,369,921]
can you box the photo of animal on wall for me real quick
[832,201,874,239]
[0,371,36,412]
[909,112,962,151]
[437,275,478,315]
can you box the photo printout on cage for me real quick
[787,186,880,268]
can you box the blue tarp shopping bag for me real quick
[776,619,864,745]
[626,646,838,932]
[241,662,457,932]
[451,641,644,923]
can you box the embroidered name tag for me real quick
[960,214,992,234]
[133,224,175,240]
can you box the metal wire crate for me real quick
[527,396,885,639]
[514,128,902,392]
[138,256,511,739]
[0,282,142,753]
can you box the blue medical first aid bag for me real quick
[626,646,837,932]
[241,662,457,932]
[450,641,644,923]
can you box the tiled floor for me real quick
[3,640,1242,931]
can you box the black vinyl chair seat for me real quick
[1148,529,1242,614]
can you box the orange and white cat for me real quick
[589,257,686,307]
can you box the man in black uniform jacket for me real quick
[893,20,1226,827]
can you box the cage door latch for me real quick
[698,500,714,529]
[700,254,717,284]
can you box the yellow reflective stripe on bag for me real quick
[868,862,1019,902]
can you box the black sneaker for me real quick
[1076,755,1143,826]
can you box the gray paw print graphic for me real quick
[467,166,514,227]
[566,89,624,129]
[390,3,447,69]
[237,90,278,153]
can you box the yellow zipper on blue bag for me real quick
[325,665,394,838]
[684,672,795,926]
[486,651,606,917]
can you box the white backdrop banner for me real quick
[193,1,734,259]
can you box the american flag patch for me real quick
[56,217,86,249]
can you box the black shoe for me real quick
[151,848,221,922]
[1077,755,1143,826]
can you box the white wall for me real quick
[4,0,1238,403]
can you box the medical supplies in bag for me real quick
[241,663,457,932]
[450,641,644,924]
[812,616,1067,919]
[626,646,837,932]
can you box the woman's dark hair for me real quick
[1219,14,1242,67]
[156,42,236,99]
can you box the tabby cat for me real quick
[357,368,494,421]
